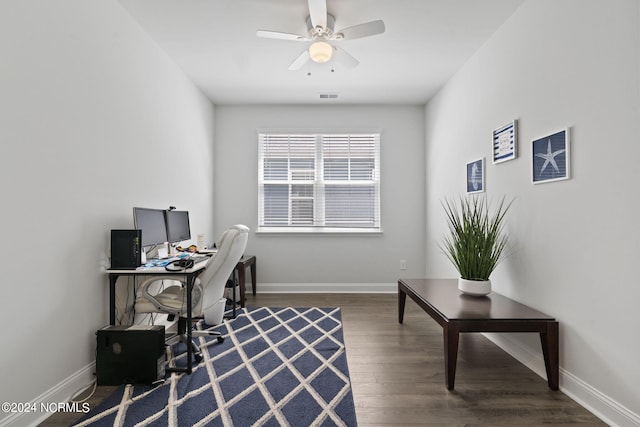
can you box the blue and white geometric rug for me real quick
[74,307,357,426]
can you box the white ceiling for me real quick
[118,0,524,105]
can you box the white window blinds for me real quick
[258,132,381,232]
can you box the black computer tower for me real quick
[110,229,142,269]
[96,325,165,385]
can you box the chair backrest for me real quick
[198,224,249,321]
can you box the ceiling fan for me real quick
[256,0,385,71]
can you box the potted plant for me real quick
[440,195,512,296]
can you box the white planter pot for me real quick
[458,278,491,296]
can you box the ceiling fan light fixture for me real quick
[309,41,333,63]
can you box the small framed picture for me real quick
[532,129,570,184]
[492,120,517,163]
[466,158,485,193]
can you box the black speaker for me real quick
[110,229,142,269]
[96,325,165,385]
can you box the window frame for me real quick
[257,130,382,234]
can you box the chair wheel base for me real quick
[194,353,203,363]
[217,336,225,343]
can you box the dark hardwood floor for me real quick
[41,293,606,426]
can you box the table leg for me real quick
[238,264,246,308]
[250,258,257,295]
[398,287,407,324]
[540,321,559,390]
[443,322,460,390]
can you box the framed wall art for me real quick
[532,128,570,184]
[492,120,517,163]
[466,158,485,193]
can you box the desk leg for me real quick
[398,287,407,324]
[540,321,559,390]
[164,272,200,375]
[108,275,118,325]
[185,274,195,374]
[443,322,460,390]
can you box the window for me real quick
[258,132,381,233]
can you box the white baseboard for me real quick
[484,333,640,427]
[0,362,96,427]
[250,282,397,294]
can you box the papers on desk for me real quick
[141,258,176,268]
[136,253,211,270]
[140,252,192,268]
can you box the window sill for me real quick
[256,227,383,236]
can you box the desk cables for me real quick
[165,258,195,271]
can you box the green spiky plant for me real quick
[440,195,512,281]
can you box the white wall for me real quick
[0,1,215,424]
[213,105,426,290]
[424,0,640,425]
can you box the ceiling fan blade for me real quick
[256,30,306,41]
[333,46,359,69]
[288,49,311,70]
[308,0,327,30]
[336,20,385,40]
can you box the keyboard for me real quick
[197,248,217,254]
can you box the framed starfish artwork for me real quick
[532,129,570,184]
[466,158,485,193]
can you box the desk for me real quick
[398,278,559,390]
[236,255,256,308]
[106,258,209,375]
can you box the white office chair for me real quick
[135,224,249,363]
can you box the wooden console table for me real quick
[398,278,559,391]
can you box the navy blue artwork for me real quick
[532,130,569,183]
[493,120,517,163]
[466,158,484,193]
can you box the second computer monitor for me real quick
[165,210,191,243]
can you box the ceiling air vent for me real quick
[319,93,339,99]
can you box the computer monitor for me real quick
[133,207,168,247]
[165,210,191,243]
